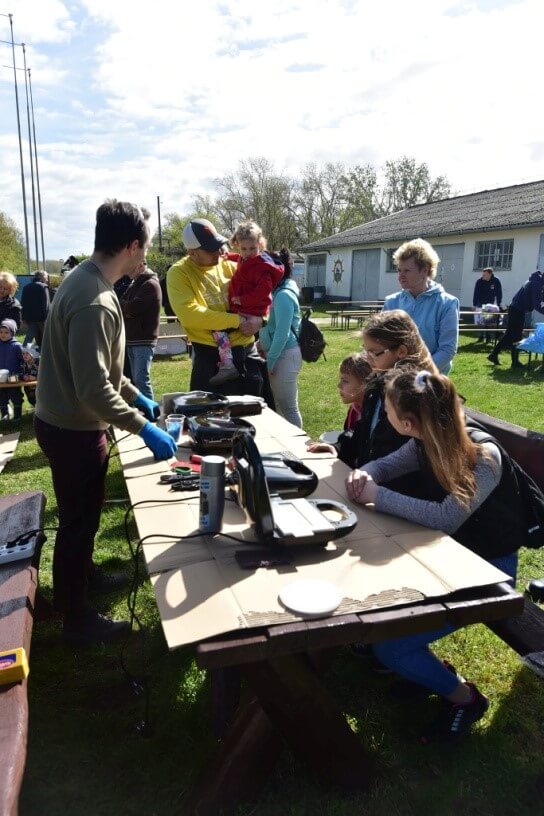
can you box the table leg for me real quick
[189,694,283,816]
[242,653,374,789]
[189,652,374,814]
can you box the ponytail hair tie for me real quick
[414,370,431,391]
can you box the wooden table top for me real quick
[115,408,522,660]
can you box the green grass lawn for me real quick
[8,331,544,816]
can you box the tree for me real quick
[213,158,298,249]
[0,211,26,273]
[377,156,451,216]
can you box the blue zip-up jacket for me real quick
[0,337,24,376]
[473,275,503,308]
[258,278,301,372]
[511,271,544,314]
[382,281,459,374]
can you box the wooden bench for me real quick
[0,491,45,816]
[155,317,191,357]
[465,408,544,662]
[327,301,384,329]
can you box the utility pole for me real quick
[157,196,163,251]
[4,13,31,273]
[28,68,46,269]
[22,43,39,268]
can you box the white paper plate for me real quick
[279,579,342,618]
[318,430,342,445]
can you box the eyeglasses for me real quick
[365,346,396,359]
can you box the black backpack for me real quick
[295,309,327,363]
[468,428,544,550]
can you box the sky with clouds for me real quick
[0,0,541,260]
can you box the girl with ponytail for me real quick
[346,368,520,742]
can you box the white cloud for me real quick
[0,0,542,257]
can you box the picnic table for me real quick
[327,301,384,329]
[114,408,523,813]
[0,491,45,816]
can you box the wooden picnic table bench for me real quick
[327,301,384,328]
[465,408,544,660]
[0,381,37,391]
[0,491,45,816]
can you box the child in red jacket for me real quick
[210,221,284,386]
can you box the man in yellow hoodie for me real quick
[167,219,262,395]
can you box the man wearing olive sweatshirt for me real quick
[35,200,177,646]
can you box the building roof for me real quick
[301,179,544,252]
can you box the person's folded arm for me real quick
[432,299,459,373]
[374,444,501,534]
[363,438,419,483]
[68,306,146,434]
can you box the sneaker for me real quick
[487,352,500,365]
[419,682,489,743]
[63,609,132,646]
[88,566,131,596]
[209,364,239,386]
[389,660,460,700]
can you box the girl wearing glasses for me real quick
[337,310,437,470]
[346,368,518,742]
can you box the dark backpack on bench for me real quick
[467,427,544,550]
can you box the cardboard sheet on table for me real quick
[153,531,509,648]
[114,416,510,649]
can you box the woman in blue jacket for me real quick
[258,249,302,427]
[382,238,459,374]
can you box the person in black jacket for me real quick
[332,310,437,471]
[120,261,162,399]
[472,267,502,341]
[488,270,544,368]
[21,270,50,347]
[0,272,22,330]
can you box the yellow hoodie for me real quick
[167,255,251,347]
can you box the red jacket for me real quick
[227,252,284,316]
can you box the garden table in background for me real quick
[114,410,523,815]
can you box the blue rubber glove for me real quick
[139,422,177,460]
[133,392,160,422]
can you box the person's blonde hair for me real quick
[393,238,440,280]
[0,271,18,296]
[231,220,267,250]
[384,370,481,507]
[362,310,438,373]
[339,352,372,383]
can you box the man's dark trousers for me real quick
[34,416,108,615]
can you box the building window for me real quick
[474,239,514,271]
[385,248,399,272]
[306,253,327,287]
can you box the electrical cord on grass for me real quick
[119,496,202,736]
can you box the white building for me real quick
[300,180,544,314]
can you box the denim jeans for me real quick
[372,552,518,696]
[269,345,303,428]
[127,344,155,400]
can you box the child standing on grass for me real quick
[210,220,284,386]
[21,345,40,407]
[307,352,372,459]
[0,318,24,420]
[346,368,520,743]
